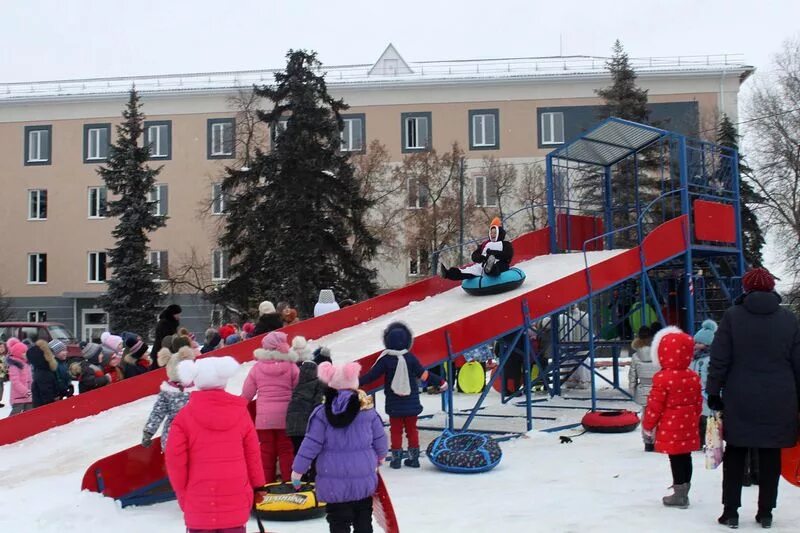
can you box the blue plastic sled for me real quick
[461,267,526,296]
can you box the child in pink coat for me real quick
[6,338,33,416]
[166,356,265,533]
[241,331,300,484]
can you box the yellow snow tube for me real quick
[458,361,486,394]
[253,482,326,521]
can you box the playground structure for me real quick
[0,118,745,508]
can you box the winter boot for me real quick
[718,508,739,529]
[439,263,449,279]
[483,254,498,275]
[662,483,690,509]
[404,447,421,468]
[389,449,403,469]
[756,510,773,529]
[644,443,655,452]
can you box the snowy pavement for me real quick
[2,370,799,532]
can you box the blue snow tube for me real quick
[461,267,526,296]
[426,430,502,473]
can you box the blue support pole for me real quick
[546,154,558,254]
[604,166,614,249]
[550,313,561,397]
[521,299,534,432]
[678,135,696,334]
[731,150,746,275]
[443,331,455,431]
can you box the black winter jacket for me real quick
[253,313,284,336]
[285,362,325,437]
[470,226,513,274]
[707,291,800,448]
[26,341,59,407]
[150,308,180,364]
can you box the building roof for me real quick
[0,46,754,103]
[550,118,669,166]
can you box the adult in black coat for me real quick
[27,340,59,407]
[150,304,182,366]
[707,268,800,528]
[253,300,284,336]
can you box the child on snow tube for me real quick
[440,217,513,280]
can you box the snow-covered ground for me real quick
[2,367,798,532]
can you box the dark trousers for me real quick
[722,445,781,511]
[699,415,708,449]
[326,496,373,533]
[669,453,693,485]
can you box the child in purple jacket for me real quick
[291,361,388,533]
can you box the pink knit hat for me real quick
[261,331,290,353]
[317,361,361,391]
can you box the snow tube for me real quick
[253,482,326,521]
[581,410,640,434]
[462,268,525,296]
[426,430,502,473]
[457,361,486,393]
[781,440,800,488]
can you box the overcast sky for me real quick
[1,0,797,84]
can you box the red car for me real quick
[0,322,82,359]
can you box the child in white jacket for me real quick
[630,324,661,451]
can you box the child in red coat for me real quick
[641,326,702,509]
[166,356,265,533]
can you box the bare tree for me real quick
[476,156,517,221]
[745,37,800,286]
[0,289,13,322]
[229,88,267,168]
[163,247,248,323]
[516,162,548,231]
[350,140,405,261]
[395,143,475,269]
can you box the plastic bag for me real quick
[705,413,724,470]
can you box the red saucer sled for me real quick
[781,440,800,488]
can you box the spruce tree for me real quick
[717,113,765,267]
[97,89,166,334]
[578,40,659,244]
[217,50,379,316]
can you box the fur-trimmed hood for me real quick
[27,340,57,372]
[253,347,298,362]
[651,326,694,370]
[157,346,197,382]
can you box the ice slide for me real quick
[75,215,689,504]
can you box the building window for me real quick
[474,176,498,207]
[84,123,111,162]
[341,114,365,152]
[28,189,48,220]
[212,249,230,281]
[211,183,227,215]
[148,250,169,281]
[407,177,429,209]
[541,112,565,145]
[27,253,47,284]
[88,186,108,218]
[408,247,430,276]
[88,252,107,283]
[401,112,431,153]
[149,184,168,216]
[207,118,235,159]
[144,120,171,159]
[24,125,51,165]
[469,109,499,150]
[27,311,47,322]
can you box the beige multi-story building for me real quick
[0,45,753,339]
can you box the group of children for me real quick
[142,320,440,533]
[628,318,719,509]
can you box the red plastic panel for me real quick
[556,214,604,251]
[642,215,689,266]
[693,200,736,244]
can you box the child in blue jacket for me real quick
[359,322,447,469]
